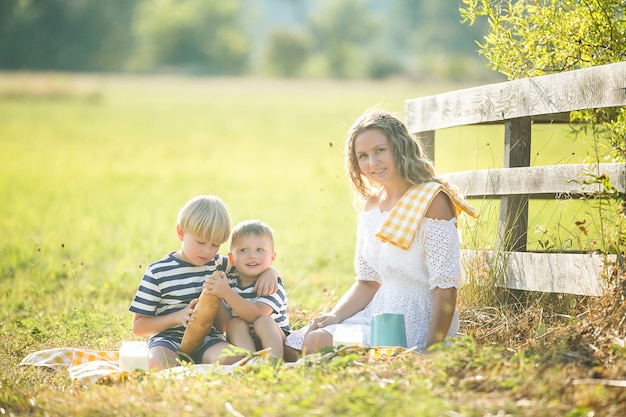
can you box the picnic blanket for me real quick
[20,345,415,385]
[19,348,123,384]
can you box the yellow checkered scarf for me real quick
[375,181,478,250]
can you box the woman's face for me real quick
[354,128,398,186]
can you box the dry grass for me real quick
[456,272,626,415]
[1,73,624,416]
[281,273,626,415]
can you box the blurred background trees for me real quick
[0,0,136,71]
[129,0,249,75]
[0,0,494,80]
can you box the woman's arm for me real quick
[308,196,383,331]
[307,279,381,331]
[426,287,457,349]
[425,190,455,220]
[330,279,381,319]
[424,190,459,349]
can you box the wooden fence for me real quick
[405,61,626,296]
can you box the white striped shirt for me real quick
[223,275,291,335]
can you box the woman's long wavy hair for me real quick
[344,108,440,200]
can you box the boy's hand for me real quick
[181,298,199,328]
[254,279,278,296]
[254,267,280,296]
[204,271,231,298]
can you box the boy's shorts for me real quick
[149,334,226,364]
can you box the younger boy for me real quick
[129,196,278,369]
[205,219,291,360]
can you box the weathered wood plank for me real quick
[499,117,531,251]
[461,250,615,296]
[442,163,626,198]
[406,61,626,132]
[409,63,625,297]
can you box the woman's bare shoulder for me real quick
[425,191,455,220]
[363,191,382,211]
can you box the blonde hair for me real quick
[344,108,440,199]
[177,195,231,244]
[229,219,274,249]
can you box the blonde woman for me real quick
[285,109,477,360]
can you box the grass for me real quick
[0,73,624,416]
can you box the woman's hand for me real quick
[305,313,340,335]
[181,298,199,328]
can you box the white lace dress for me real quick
[285,208,462,350]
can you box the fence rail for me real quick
[444,163,626,199]
[405,61,626,296]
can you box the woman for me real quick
[284,108,477,359]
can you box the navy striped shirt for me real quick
[223,275,291,335]
[129,252,230,340]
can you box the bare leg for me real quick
[253,316,286,359]
[201,341,243,365]
[283,345,301,362]
[149,346,180,370]
[302,328,332,354]
[227,317,256,353]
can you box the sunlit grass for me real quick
[1,74,623,416]
[2,75,464,344]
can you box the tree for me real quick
[0,0,137,71]
[386,0,491,79]
[461,0,626,161]
[461,0,626,79]
[392,0,488,55]
[264,28,310,77]
[307,0,378,78]
[130,0,249,75]
[461,0,626,257]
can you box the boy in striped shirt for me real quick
[129,196,279,369]
[205,219,291,360]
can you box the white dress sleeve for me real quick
[354,214,382,283]
[421,218,462,290]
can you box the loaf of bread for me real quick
[179,291,221,355]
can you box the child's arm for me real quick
[131,299,198,336]
[206,272,273,324]
[254,266,280,296]
[212,302,232,333]
[225,254,278,296]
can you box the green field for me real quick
[0,75,464,314]
[1,74,622,416]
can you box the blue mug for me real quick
[370,313,407,348]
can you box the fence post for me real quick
[498,117,532,252]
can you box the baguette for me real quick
[179,291,221,355]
